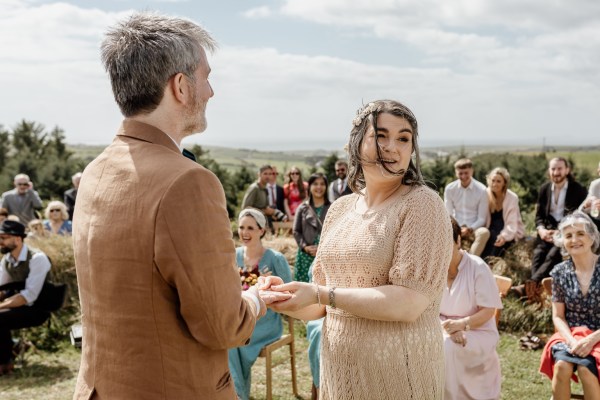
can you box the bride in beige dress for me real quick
[261,99,454,399]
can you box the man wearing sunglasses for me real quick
[1,174,43,224]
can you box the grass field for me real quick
[0,328,579,400]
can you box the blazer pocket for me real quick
[216,371,232,392]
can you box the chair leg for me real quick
[265,352,272,400]
[290,341,298,397]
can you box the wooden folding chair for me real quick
[494,275,512,326]
[258,315,298,400]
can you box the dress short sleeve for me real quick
[389,187,454,301]
[270,250,293,283]
[474,260,503,309]
[550,262,567,303]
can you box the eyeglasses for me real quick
[290,172,300,176]
[335,169,346,172]
[50,209,61,212]
[17,183,29,186]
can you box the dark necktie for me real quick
[182,149,196,162]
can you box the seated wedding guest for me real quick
[0,220,52,375]
[283,167,307,220]
[43,201,72,235]
[481,167,525,258]
[292,173,330,282]
[0,209,8,224]
[540,211,600,400]
[444,159,490,257]
[228,208,292,400]
[441,216,502,400]
[579,160,600,230]
[27,219,49,239]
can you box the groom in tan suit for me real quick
[73,12,266,399]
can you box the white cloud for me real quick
[276,0,600,85]
[242,6,272,19]
[0,0,597,150]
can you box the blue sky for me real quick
[1,0,599,151]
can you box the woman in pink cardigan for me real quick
[481,167,525,258]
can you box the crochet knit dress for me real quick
[312,186,453,400]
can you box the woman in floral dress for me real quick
[540,211,600,400]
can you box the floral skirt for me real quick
[294,250,314,282]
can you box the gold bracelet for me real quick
[314,283,321,306]
[329,287,336,309]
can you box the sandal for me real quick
[519,332,546,351]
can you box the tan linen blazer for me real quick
[73,120,257,400]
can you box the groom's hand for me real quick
[245,286,267,318]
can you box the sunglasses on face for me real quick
[290,172,300,176]
[50,209,61,212]
[17,183,29,186]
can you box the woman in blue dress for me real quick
[228,208,292,400]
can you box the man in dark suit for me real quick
[64,172,82,221]
[328,160,352,202]
[267,166,286,218]
[524,157,587,300]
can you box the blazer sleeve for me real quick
[293,205,307,250]
[154,167,257,350]
[535,184,549,229]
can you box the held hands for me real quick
[255,276,292,305]
[450,331,467,347]
[258,277,318,312]
[538,228,556,243]
[569,337,594,358]
[303,245,318,257]
[441,318,467,335]
[494,236,506,247]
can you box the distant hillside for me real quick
[68,144,600,175]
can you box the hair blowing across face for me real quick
[101,12,217,117]
[346,100,424,193]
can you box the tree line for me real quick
[1,120,595,219]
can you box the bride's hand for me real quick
[256,276,292,305]
[269,282,318,312]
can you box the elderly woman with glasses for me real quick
[43,201,72,235]
[540,211,600,400]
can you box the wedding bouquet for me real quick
[239,265,260,291]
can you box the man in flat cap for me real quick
[0,220,52,375]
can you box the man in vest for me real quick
[0,220,51,375]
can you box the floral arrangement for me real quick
[239,265,260,290]
[352,102,380,127]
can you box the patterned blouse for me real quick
[550,258,600,331]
